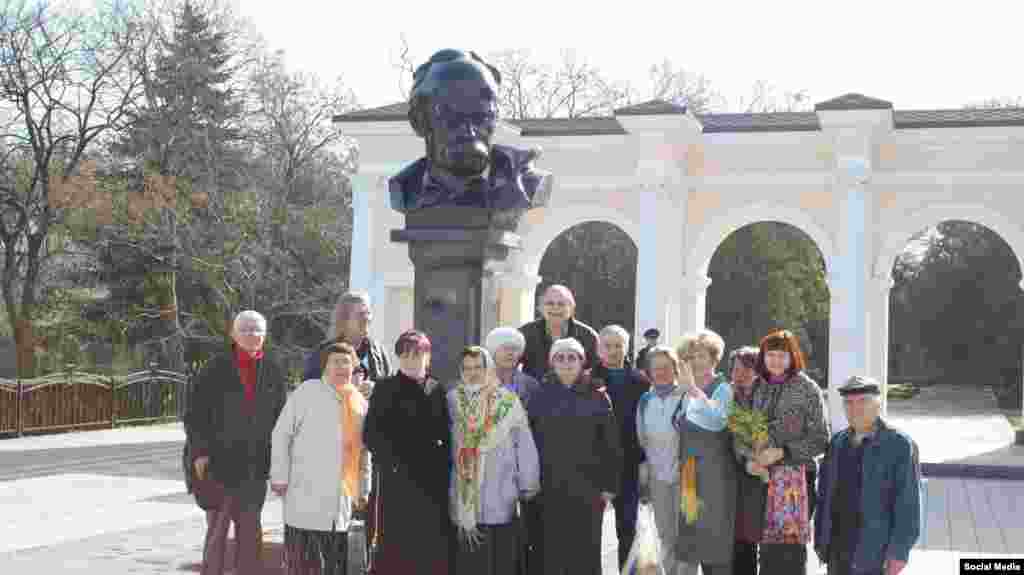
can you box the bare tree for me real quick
[248,50,358,209]
[389,33,417,99]
[488,48,545,120]
[246,49,358,326]
[0,1,142,376]
[485,48,631,119]
[963,96,1024,109]
[646,59,723,114]
[734,79,811,113]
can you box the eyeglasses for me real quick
[551,353,580,364]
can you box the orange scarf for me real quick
[333,380,367,499]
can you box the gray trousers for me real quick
[648,479,682,575]
[649,479,732,575]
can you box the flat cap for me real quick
[643,328,660,338]
[839,375,881,397]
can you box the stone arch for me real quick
[687,202,835,277]
[875,203,1024,285]
[521,203,642,277]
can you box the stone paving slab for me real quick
[6,470,1017,575]
[887,383,1022,469]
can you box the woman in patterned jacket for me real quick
[747,329,830,574]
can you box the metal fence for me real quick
[0,364,189,438]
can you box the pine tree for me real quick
[105,0,246,387]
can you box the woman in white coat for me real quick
[271,341,372,575]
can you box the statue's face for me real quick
[426,77,497,178]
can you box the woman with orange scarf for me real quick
[270,341,372,574]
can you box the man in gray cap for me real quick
[814,376,922,575]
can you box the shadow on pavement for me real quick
[178,539,285,573]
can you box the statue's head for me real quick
[408,50,501,178]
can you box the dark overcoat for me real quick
[363,370,452,575]
[527,371,623,575]
[591,363,651,498]
[517,317,599,382]
[183,347,288,507]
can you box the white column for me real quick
[352,164,412,365]
[868,274,894,415]
[826,160,870,433]
[496,270,543,328]
[680,274,712,334]
[635,185,661,342]
[348,172,375,295]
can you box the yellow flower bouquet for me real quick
[727,401,771,483]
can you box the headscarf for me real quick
[484,326,526,355]
[548,337,585,362]
[451,347,527,547]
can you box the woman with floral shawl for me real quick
[449,346,540,575]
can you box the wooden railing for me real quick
[0,365,189,438]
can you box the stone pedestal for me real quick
[391,207,527,384]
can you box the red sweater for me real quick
[235,346,264,403]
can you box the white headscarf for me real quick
[548,337,585,362]
[460,347,498,392]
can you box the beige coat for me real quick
[270,378,371,532]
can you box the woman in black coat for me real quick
[363,330,452,575]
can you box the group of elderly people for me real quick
[188,285,921,575]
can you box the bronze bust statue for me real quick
[389,49,551,214]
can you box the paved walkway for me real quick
[0,422,187,452]
[4,469,1022,574]
[887,383,1024,469]
[2,391,1023,574]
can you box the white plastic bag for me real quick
[621,503,667,575]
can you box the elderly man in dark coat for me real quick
[815,376,921,575]
[363,330,452,575]
[518,284,599,382]
[528,337,623,575]
[591,324,651,568]
[184,310,289,575]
